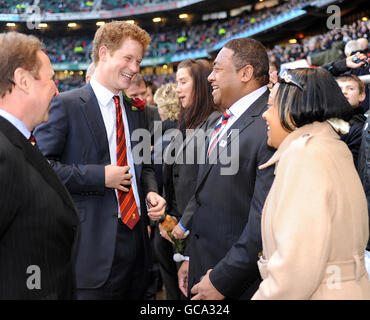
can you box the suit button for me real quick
[113,213,118,218]
[196,200,201,207]
[195,234,199,239]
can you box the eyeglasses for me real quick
[278,69,303,91]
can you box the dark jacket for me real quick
[340,108,366,169]
[0,117,79,299]
[358,115,370,251]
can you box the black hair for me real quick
[276,68,353,131]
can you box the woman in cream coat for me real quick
[252,68,370,300]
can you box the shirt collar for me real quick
[90,78,123,107]
[228,86,268,118]
[259,121,339,171]
[0,109,31,139]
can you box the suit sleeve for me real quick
[140,107,159,196]
[252,145,332,299]
[34,96,105,195]
[209,138,275,298]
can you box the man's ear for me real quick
[99,46,109,62]
[13,67,30,94]
[359,91,366,103]
[239,65,254,83]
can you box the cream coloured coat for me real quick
[252,121,370,300]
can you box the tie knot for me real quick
[113,95,120,107]
[222,109,231,121]
[29,134,36,146]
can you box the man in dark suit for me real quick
[125,73,161,138]
[0,32,79,299]
[177,38,275,299]
[34,21,166,300]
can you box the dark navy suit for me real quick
[186,90,275,299]
[34,83,158,298]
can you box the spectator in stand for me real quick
[146,81,158,107]
[336,74,367,169]
[85,63,95,83]
[126,73,161,137]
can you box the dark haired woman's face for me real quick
[262,84,290,149]
[176,67,193,109]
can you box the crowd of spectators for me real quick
[53,14,370,92]
[22,0,367,92]
[0,0,177,14]
[99,0,174,11]
[42,36,92,63]
[35,0,311,65]
[269,19,370,69]
[146,0,310,57]
[0,0,93,14]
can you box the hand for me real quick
[191,269,225,300]
[158,223,173,243]
[147,225,151,239]
[105,165,132,192]
[178,260,189,297]
[146,191,166,221]
[346,52,370,69]
[172,223,187,239]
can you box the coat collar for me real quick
[0,116,77,211]
[259,121,340,170]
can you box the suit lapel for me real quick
[79,84,111,163]
[0,117,77,211]
[174,111,221,163]
[196,90,269,187]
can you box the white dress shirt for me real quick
[90,78,142,217]
[0,109,31,139]
[209,85,268,148]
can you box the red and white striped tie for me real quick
[207,109,231,157]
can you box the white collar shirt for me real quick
[90,78,141,217]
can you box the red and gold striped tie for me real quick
[113,95,140,229]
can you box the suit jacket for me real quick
[162,111,221,221]
[144,104,161,137]
[186,90,275,299]
[0,117,79,299]
[253,121,370,299]
[34,83,158,289]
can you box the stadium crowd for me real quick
[0,0,177,14]
[48,14,370,92]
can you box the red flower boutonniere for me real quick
[122,91,145,111]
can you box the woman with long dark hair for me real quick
[154,59,220,299]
